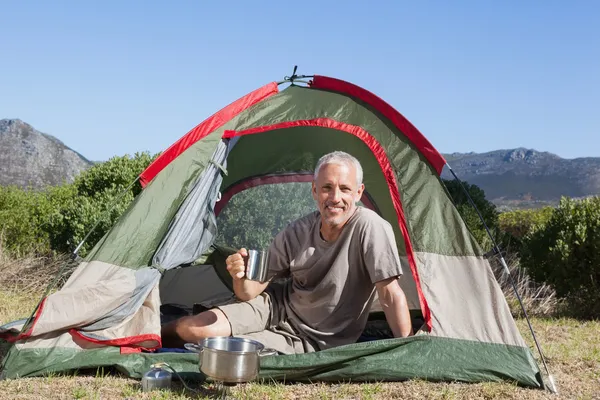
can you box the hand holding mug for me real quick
[226,248,248,280]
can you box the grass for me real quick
[1,250,599,399]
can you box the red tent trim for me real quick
[139,82,279,187]
[0,297,47,343]
[310,75,446,175]
[69,329,161,351]
[214,173,379,216]
[223,118,432,329]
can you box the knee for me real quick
[185,310,232,338]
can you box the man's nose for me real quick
[329,187,342,202]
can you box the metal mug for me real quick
[245,249,269,282]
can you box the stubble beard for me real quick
[319,201,356,228]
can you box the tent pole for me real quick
[276,65,314,86]
[445,164,558,394]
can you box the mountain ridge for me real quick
[0,119,92,189]
[1,118,598,209]
[441,147,600,208]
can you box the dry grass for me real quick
[0,242,75,294]
[489,252,559,318]
[1,249,599,399]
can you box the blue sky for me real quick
[2,1,598,161]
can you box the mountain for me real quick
[2,118,599,209]
[0,119,92,189]
[441,148,600,208]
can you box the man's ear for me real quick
[355,183,365,202]
[311,181,317,201]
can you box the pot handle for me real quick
[184,342,204,353]
[258,348,279,357]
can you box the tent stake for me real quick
[445,164,558,394]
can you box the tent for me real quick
[0,72,550,390]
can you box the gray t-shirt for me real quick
[266,206,404,351]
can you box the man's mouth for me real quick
[325,204,344,213]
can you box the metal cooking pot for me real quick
[184,337,277,383]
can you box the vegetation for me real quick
[47,152,157,256]
[521,196,600,319]
[488,252,558,318]
[0,152,157,258]
[498,207,554,251]
[0,185,54,256]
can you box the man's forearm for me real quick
[232,278,268,302]
[377,279,413,337]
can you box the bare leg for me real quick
[161,308,232,348]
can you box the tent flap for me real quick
[152,140,228,271]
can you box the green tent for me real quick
[1,74,549,390]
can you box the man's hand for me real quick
[225,248,269,302]
[375,277,413,337]
[226,248,248,280]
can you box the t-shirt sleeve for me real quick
[360,216,404,283]
[266,229,291,281]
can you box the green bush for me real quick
[521,196,600,319]
[0,186,50,256]
[0,152,157,258]
[46,152,157,256]
[498,207,554,252]
[74,152,154,199]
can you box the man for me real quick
[161,151,412,353]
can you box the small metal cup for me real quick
[245,250,269,282]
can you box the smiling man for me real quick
[161,151,413,353]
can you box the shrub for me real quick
[498,207,554,252]
[0,152,157,258]
[46,152,157,256]
[499,207,554,239]
[521,196,600,319]
[74,152,155,199]
[0,185,65,257]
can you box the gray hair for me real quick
[313,151,363,185]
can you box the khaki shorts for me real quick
[215,287,316,355]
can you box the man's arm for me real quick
[231,276,270,302]
[226,248,270,301]
[375,277,413,337]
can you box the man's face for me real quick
[312,162,364,228]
